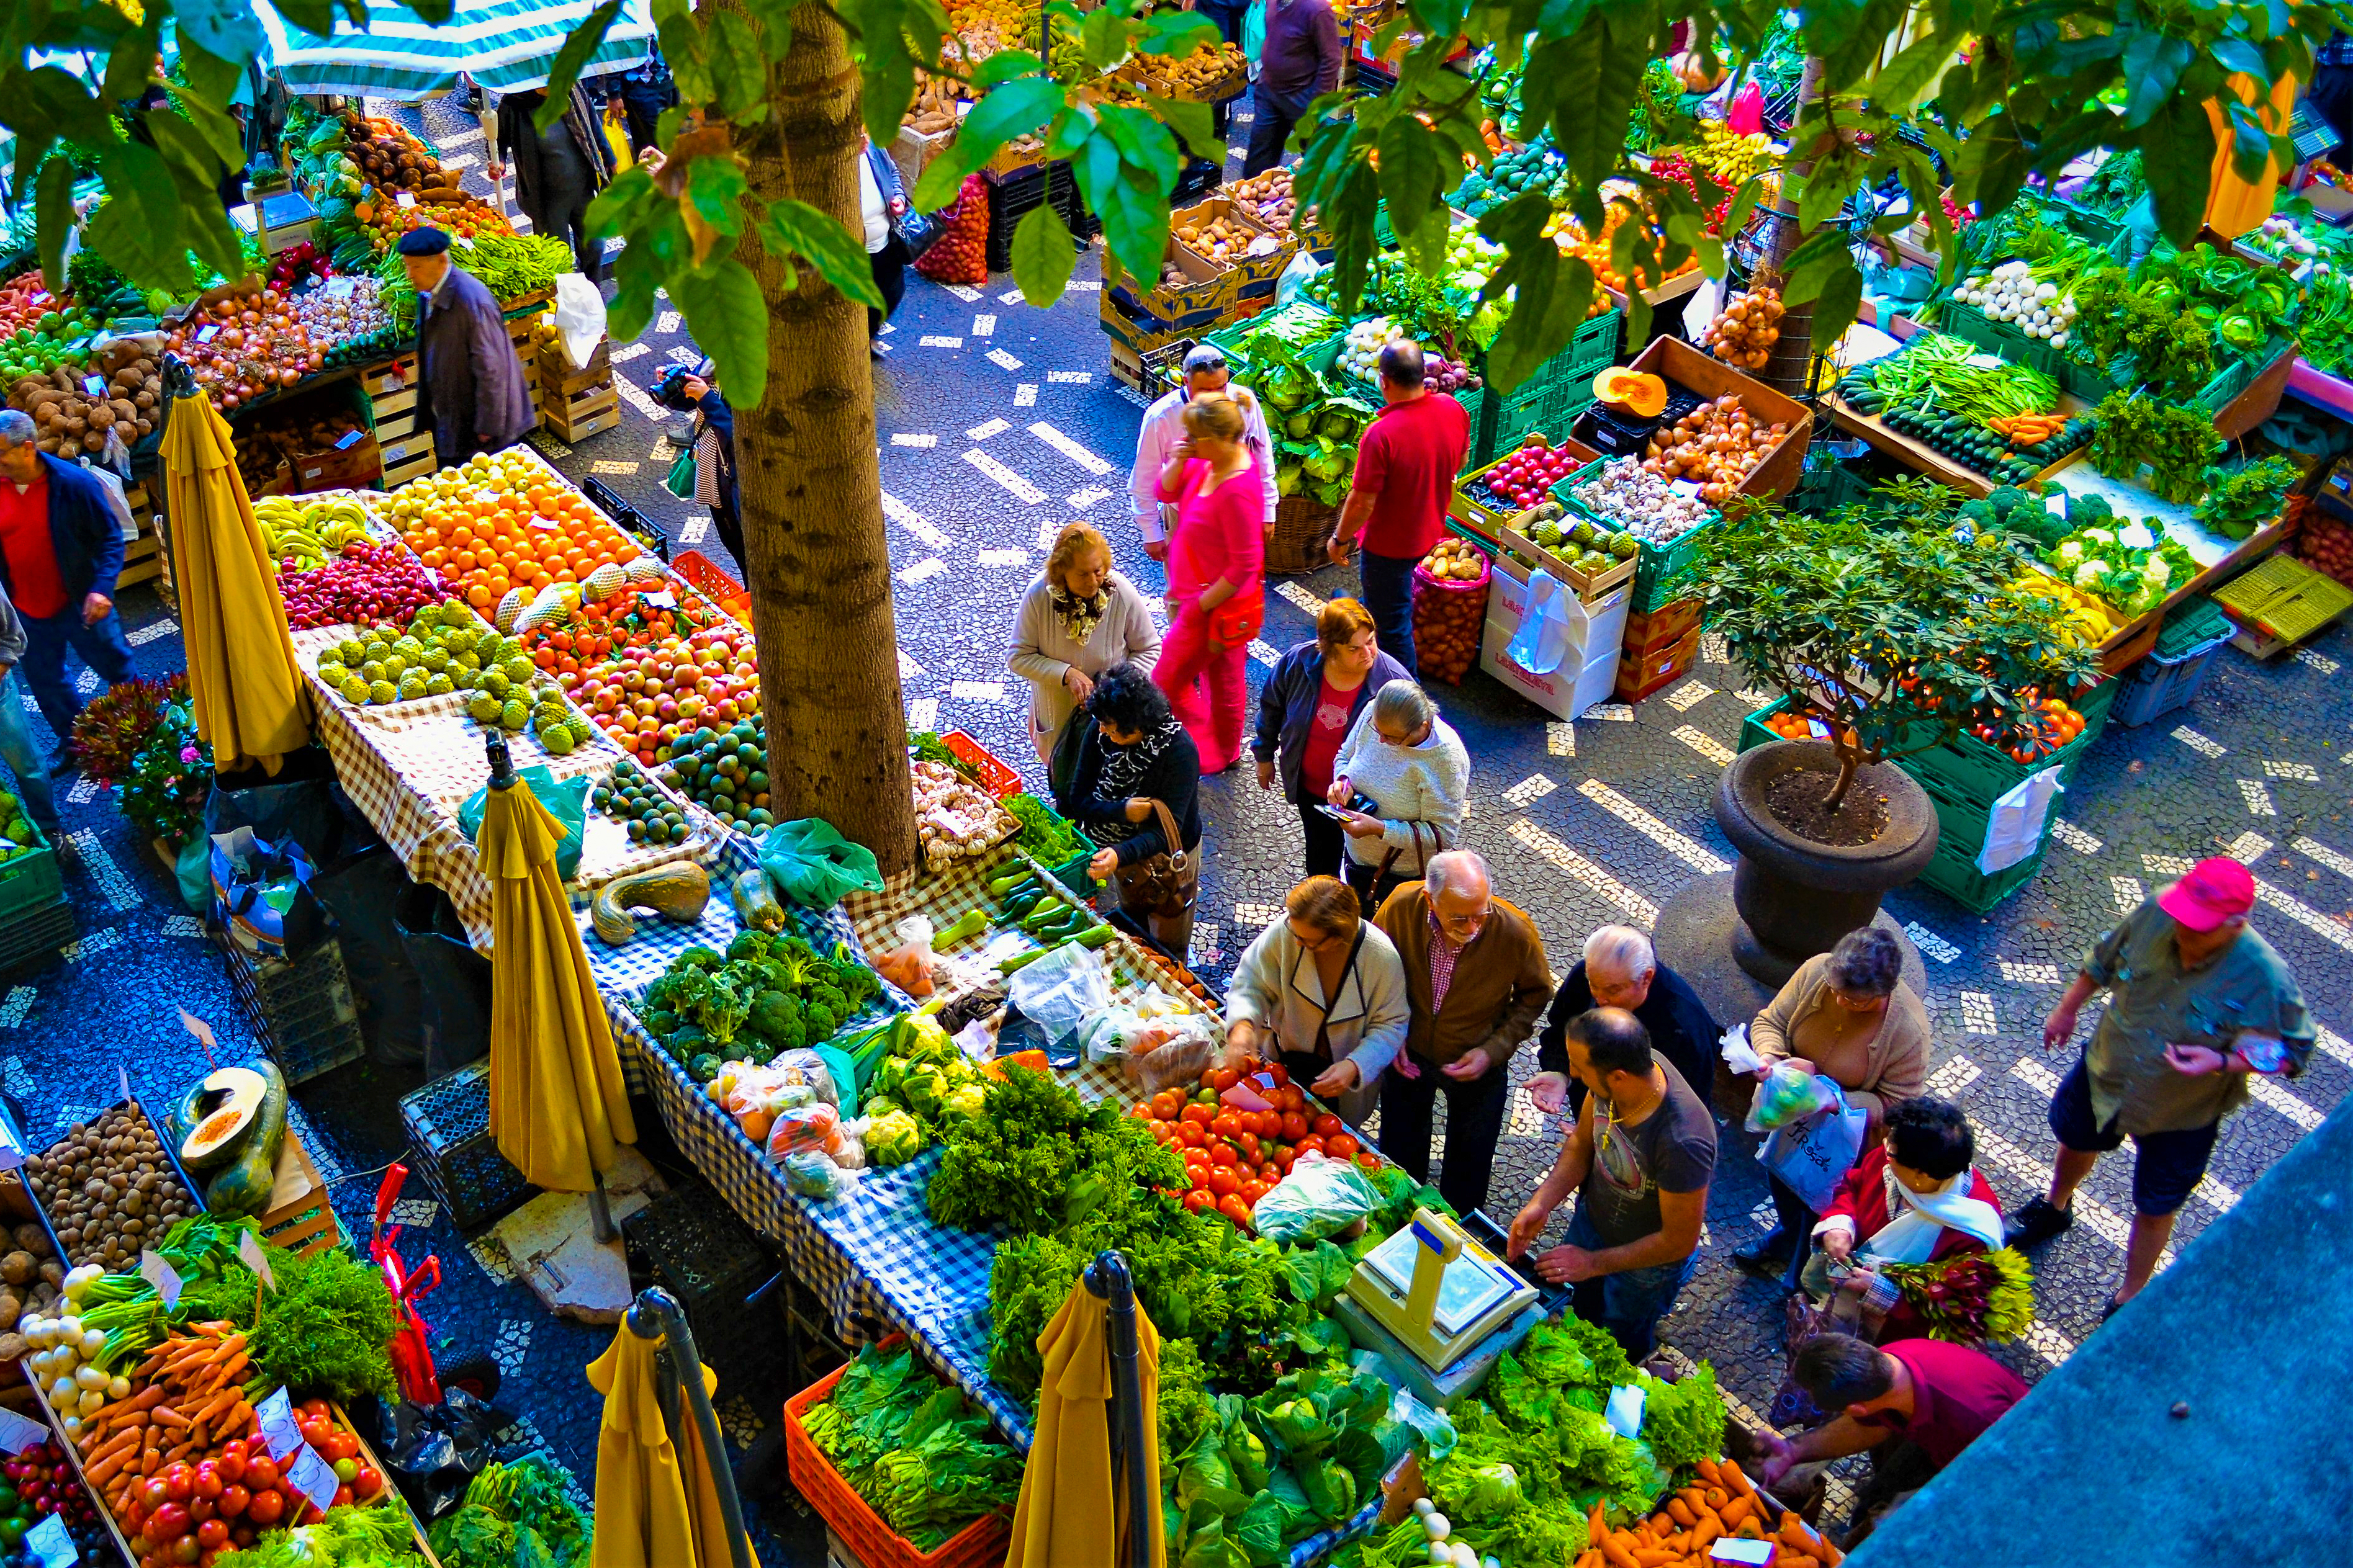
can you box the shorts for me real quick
[2047,1055,2220,1217]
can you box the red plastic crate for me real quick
[673,548,752,624]
[783,1342,1012,1568]
[942,730,1022,798]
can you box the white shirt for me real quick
[1129,387,1282,544]
[857,153,889,254]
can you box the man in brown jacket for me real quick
[1374,849,1555,1216]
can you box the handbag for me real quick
[898,206,942,264]
[1351,820,1442,907]
[1208,586,1266,648]
[1112,799,1198,918]
[662,439,698,500]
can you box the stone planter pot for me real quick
[1714,740,1939,988]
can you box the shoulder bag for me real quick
[1350,820,1442,907]
[1112,799,1198,920]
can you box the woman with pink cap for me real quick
[2005,856,2315,1319]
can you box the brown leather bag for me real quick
[1112,799,1198,918]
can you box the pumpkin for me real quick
[1593,367,1668,419]
[166,1060,289,1218]
[592,862,713,944]
[1670,51,1727,92]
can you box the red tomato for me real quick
[1238,1132,1262,1165]
[1207,1167,1241,1198]
[1128,1103,1153,1121]
[1185,1163,1210,1190]
[1266,1061,1290,1086]
[1151,1090,1184,1119]
[1148,1120,1175,1145]
[1209,1112,1241,1140]
[1217,1194,1254,1229]
[143,1479,171,1514]
[1258,1161,1279,1182]
[353,1467,384,1502]
[1274,1150,1297,1175]
[1313,1113,1343,1137]
[298,1399,330,1420]
[1209,1067,1240,1092]
[1296,1134,1326,1157]
[1182,1189,1215,1212]
[1280,1111,1311,1142]
[193,1464,224,1502]
[150,1503,191,1541]
[245,1459,281,1494]
[1277,1085,1307,1113]
[172,1537,200,1566]
[1176,1121,1205,1149]
[1356,1152,1383,1172]
[164,1466,196,1504]
[196,1521,228,1551]
[1208,1142,1238,1167]
[1326,1133,1359,1159]
[332,1485,354,1509]
[191,1497,216,1525]
[328,1431,361,1463]
[1181,1102,1215,1126]
[218,1486,250,1520]
[1239,1180,1267,1205]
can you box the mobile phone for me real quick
[1314,804,1352,822]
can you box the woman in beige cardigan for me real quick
[1008,522,1163,767]
[1735,925,1932,1284]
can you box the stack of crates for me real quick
[2110,596,2238,727]
[215,930,366,1085]
[0,817,70,975]
[1482,311,1622,460]
[622,1182,780,1389]
[987,162,1081,274]
[396,1062,535,1231]
[2212,553,2353,653]
[1617,599,1706,705]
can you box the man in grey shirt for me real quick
[0,581,61,838]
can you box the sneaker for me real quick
[1732,1227,1792,1278]
[2003,1196,2075,1250]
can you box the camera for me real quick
[651,362,706,411]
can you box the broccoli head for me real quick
[807,1001,841,1040]
[2067,491,2112,524]
[751,989,807,1047]
[1984,486,2027,519]
[809,983,848,1022]
[677,945,725,974]
[1955,498,1996,528]
[727,930,775,964]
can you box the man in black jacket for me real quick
[1531,925,1721,1121]
[0,410,130,774]
[490,83,616,280]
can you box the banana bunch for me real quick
[256,493,375,571]
[2009,570,2121,646]
[1689,122,1776,187]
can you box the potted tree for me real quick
[1688,494,2102,985]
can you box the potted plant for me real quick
[1688,496,2101,983]
[71,673,210,862]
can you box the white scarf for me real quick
[1856,1165,2006,1265]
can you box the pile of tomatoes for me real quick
[1129,1059,1374,1233]
[120,1403,383,1568]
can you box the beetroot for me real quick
[278,540,447,630]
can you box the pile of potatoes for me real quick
[1175,212,1274,266]
[0,1211,63,1363]
[1150,42,1248,98]
[1230,168,1298,232]
[11,336,164,457]
[27,1110,196,1271]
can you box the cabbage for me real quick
[1455,1461,1523,1520]
[1302,442,1350,482]
[1283,410,1313,440]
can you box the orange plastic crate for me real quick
[942,730,1023,798]
[783,1344,1013,1568]
[673,548,752,624]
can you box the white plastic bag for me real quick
[1006,941,1112,1048]
[1275,249,1326,307]
[552,272,609,370]
[1719,1022,1764,1076]
[77,456,136,540]
[1251,1152,1383,1243]
[1976,764,2065,875]
[1505,569,1586,676]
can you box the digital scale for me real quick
[1334,1207,1552,1409]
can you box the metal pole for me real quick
[626,1287,754,1568]
[1086,1250,1154,1568]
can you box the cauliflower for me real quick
[2055,540,2085,567]
[2141,557,2172,588]
[2117,521,2156,550]
[2073,559,2107,591]
[2081,528,2116,548]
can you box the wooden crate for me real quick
[1498,520,1637,601]
[118,534,165,588]
[1625,334,1813,501]
[359,355,418,396]
[546,383,621,442]
[382,436,439,488]
[537,339,613,397]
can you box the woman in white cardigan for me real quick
[1326,680,1470,911]
[1222,876,1410,1126]
[1008,522,1163,768]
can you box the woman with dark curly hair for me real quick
[1051,661,1205,956]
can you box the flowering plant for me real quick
[70,673,190,783]
[1879,1248,2036,1344]
[118,701,210,848]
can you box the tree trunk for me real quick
[1758,53,1825,397]
[734,12,916,876]
[1825,741,1859,814]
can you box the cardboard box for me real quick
[1624,335,1814,501]
[1171,197,1290,276]
[1108,207,1293,325]
[1479,553,1631,720]
[1614,625,1702,703]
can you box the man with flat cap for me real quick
[399,227,536,467]
[1129,342,1279,563]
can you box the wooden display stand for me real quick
[1622,336,1812,501]
[255,1128,344,1257]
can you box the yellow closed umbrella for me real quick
[1009,1259,1164,1568]
[478,747,635,1193]
[587,1303,754,1568]
[159,385,312,774]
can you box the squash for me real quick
[204,1060,289,1217]
[1669,51,1727,92]
[593,862,713,944]
[169,1066,271,1173]
[1593,367,1668,418]
[729,868,786,933]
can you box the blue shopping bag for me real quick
[209,826,326,961]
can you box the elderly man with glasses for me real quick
[1530,925,1722,1123]
[1370,849,1555,1217]
[1129,344,1279,565]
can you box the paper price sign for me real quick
[395,191,417,209]
[289,1443,342,1518]
[83,376,106,399]
[138,1249,183,1310]
[0,1112,22,1175]
[256,1386,303,1461]
[238,1226,278,1291]
[24,1512,74,1568]
[0,1404,50,1454]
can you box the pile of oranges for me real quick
[382,452,642,615]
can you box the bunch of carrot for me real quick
[1987,413,2067,448]
[77,1324,259,1518]
[1572,1459,1845,1568]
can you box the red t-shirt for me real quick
[1352,392,1469,559]
[0,472,66,620]
[1298,674,1354,797]
[1168,457,1266,607]
[1856,1338,2028,1471]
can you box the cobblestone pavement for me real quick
[6,94,2349,1560]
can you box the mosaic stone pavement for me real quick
[5,92,2347,1559]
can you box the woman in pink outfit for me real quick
[1153,392,1267,773]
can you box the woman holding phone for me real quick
[1326,680,1469,911]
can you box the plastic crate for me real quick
[2152,594,2234,660]
[0,894,73,975]
[1482,310,1622,454]
[217,931,367,1085]
[940,731,1021,798]
[785,1348,1012,1568]
[0,821,63,928]
[2110,635,2234,727]
[986,163,1080,274]
[621,1181,779,1381]
[1549,459,1722,612]
[1914,835,2047,913]
[1893,674,2117,808]
[1453,384,1495,470]
[673,549,750,625]
[397,1062,534,1232]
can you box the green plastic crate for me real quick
[1739,682,2116,813]
[2153,594,2234,660]
[2189,338,2292,416]
[0,819,61,928]
[1915,835,2048,912]
[1454,384,1495,471]
[1482,308,1624,450]
[1547,457,1723,614]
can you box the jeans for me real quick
[1378,1052,1511,1217]
[1243,84,1304,177]
[0,671,60,832]
[1357,549,1419,678]
[1156,603,1248,773]
[870,236,909,338]
[1565,1206,1698,1362]
[21,604,133,761]
[1768,1172,1818,1291]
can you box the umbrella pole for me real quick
[627,1287,754,1568]
[1087,1250,1154,1568]
[159,356,200,619]
[588,1171,617,1243]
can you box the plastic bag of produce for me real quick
[758,817,884,907]
[1006,940,1112,1051]
[766,1099,840,1160]
[1249,1152,1383,1244]
[914,174,989,285]
[1411,547,1490,686]
[1746,1064,1837,1133]
[782,1148,856,1198]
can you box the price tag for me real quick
[137,1250,182,1310]
[395,191,417,209]
[528,513,562,530]
[255,1387,303,1461]
[335,428,366,450]
[238,1227,277,1291]
[1604,1382,1647,1440]
[0,1404,50,1454]
[639,589,677,610]
[0,1113,20,1175]
[288,1443,341,1517]
[83,375,106,399]
[323,277,356,298]
[23,1512,74,1568]
[178,1010,219,1066]
[2045,491,2069,519]
[197,325,218,344]
[1669,479,1703,499]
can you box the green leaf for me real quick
[1526,15,1644,190]
[607,242,664,343]
[2121,30,2195,130]
[1146,94,1220,165]
[1137,9,1219,58]
[913,139,988,213]
[33,156,73,294]
[19,66,117,150]
[1009,200,1078,307]
[1809,252,1865,357]
[102,21,161,106]
[1872,28,1954,114]
[2140,96,2218,248]
[707,12,772,125]
[760,198,886,308]
[85,190,192,294]
[964,75,1066,150]
[1098,104,1183,194]
[145,110,228,190]
[174,0,265,68]
[1375,113,1445,241]
[741,0,798,62]
[668,258,770,406]
[587,164,660,238]
[540,2,628,130]
[686,153,750,242]
[652,0,713,107]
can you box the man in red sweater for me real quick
[0,410,130,774]
[1329,340,1469,679]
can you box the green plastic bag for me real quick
[457,766,593,882]
[759,817,884,908]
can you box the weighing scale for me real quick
[1334,1207,1553,1409]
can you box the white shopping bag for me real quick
[1976,763,2066,875]
[1506,569,1587,675]
[551,274,609,370]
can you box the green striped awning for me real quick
[258,0,656,101]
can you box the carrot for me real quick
[1719,1459,1757,1499]
[140,1447,162,1476]
[1599,1535,1641,1568]
[192,1387,241,1428]
[1574,1554,1601,1568]
[1632,1549,1679,1567]
[1779,1516,1819,1551]
[1719,1495,1753,1530]
[151,1405,192,1431]
[1691,1518,1722,1554]
[1666,1499,1698,1529]
[1694,1459,1723,1487]
[1588,1505,1608,1548]
[1703,1486,1728,1509]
